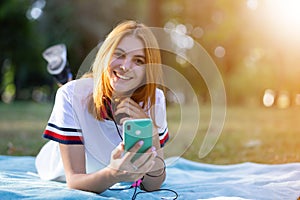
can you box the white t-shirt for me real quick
[35,78,169,181]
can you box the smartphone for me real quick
[123,118,153,158]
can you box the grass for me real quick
[0,102,53,156]
[1,101,300,164]
[167,104,300,164]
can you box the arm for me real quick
[59,144,117,193]
[46,82,127,193]
[59,141,157,194]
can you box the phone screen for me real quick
[123,118,153,155]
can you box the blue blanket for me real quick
[1,155,300,200]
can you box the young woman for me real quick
[35,20,169,194]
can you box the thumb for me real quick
[112,142,125,159]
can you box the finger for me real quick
[114,106,131,116]
[115,98,131,109]
[119,117,132,125]
[124,97,141,108]
[115,98,149,120]
[116,98,141,113]
[111,143,125,159]
[118,97,135,105]
[133,146,156,168]
[123,140,144,161]
[115,106,147,120]
[115,104,139,116]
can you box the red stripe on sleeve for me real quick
[159,131,169,147]
[44,130,83,142]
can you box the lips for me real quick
[113,71,132,80]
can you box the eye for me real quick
[134,57,145,66]
[113,51,125,59]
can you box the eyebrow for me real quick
[115,48,145,59]
[115,48,125,53]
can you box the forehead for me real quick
[116,35,145,55]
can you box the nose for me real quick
[120,58,132,71]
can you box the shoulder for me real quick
[155,88,166,103]
[58,78,93,92]
[57,78,93,99]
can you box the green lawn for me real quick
[0,102,53,156]
[0,101,300,164]
[168,104,300,164]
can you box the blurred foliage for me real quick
[0,0,150,102]
[39,0,148,76]
[1,0,300,105]
[0,0,50,101]
[163,0,300,105]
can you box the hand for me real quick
[108,142,157,183]
[114,97,149,124]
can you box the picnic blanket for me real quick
[0,155,300,199]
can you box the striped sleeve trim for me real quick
[159,127,169,148]
[43,123,83,145]
[47,123,82,133]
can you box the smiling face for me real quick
[108,35,146,95]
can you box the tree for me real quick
[0,0,49,101]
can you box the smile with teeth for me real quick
[114,71,132,80]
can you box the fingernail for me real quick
[138,140,144,146]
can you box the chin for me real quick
[113,87,131,95]
[114,88,138,97]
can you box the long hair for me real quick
[87,20,163,122]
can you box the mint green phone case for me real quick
[123,118,153,155]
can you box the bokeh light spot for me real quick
[214,46,226,58]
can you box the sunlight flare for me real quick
[264,0,300,36]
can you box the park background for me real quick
[1,0,300,164]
